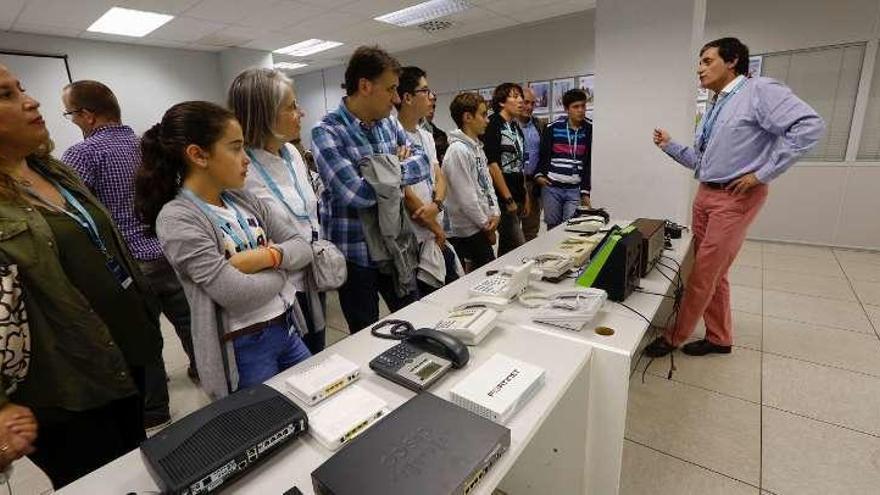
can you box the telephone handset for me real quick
[565,216,606,234]
[531,251,575,281]
[368,320,469,392]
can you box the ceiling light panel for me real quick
[375,0,472,27]
[87,7,174,37]
[274,39,343,57]
[275,62,309,70]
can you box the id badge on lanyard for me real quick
[31,181,133,289]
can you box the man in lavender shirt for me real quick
[61,81,193,429]
[646,38,825,358]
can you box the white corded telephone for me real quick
[434,301,501,345]
[468,260,536,306]
[531,288,608,332]
[565,215,607,234]
[555,233,604,266]
[531,252,575,280]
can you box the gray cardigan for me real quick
[156,189,313,400]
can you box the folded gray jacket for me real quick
[357,154,418,297]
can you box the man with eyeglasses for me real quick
[60,80,193,432]
[395,66,460,296]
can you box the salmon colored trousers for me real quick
[665,183,768,347]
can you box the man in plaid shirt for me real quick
[312,46,431,333]
[61,80,191,430]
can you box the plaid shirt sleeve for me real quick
[61,145,98,190]
[393,119,432,186]
[312,123,377,209]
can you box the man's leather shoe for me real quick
[681,339,732,356]
[644,337,676,357]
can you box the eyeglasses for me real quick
[413,87,434,97]
[62,109,84,120]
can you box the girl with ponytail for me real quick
[135,101,314,400]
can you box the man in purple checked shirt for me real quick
[61,80,194,430]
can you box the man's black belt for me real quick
[702,180,732,190]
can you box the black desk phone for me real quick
[368,321,469,392]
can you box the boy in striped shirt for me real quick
[534,89,592,229]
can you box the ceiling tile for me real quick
[149,15,225,42]
[0,0,26,31]
[506,0,593,23]
[9,21,83,38]
[183,0,278,24]
[121,0,203,15]
[242,30,299,51]
[235,0,325,30]
[15,0,117,29]
[343,0,416,19]
[296,0,357,8]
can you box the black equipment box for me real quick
[141,384,307,494]
[312,392,511,495]
[577,225,643,302]
[632,218,666,276]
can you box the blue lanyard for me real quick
[183,189,258,252]
[48,181,110,256]
[566,123,581,161]
[699,77,747,152]
[247,147,312,221]
[339,104,384,153]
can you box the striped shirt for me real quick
[61,124,164,261]
[311,99,431,267]
[535,118,592,194]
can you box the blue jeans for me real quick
[543,186,581,230]
[233,320,312,389]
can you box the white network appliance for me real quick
[285,354,360,406]
[449,354,545,425]
[308,384,389,451]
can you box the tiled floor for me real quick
[623,241,880,495]
[12,241,880,494]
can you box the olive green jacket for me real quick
[0,156,161,411]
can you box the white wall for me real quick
[0,31,224,156]
[292,11,593,147]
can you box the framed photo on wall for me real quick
[552,77,575,113]
[748,55,763,77]
[528,80,551,114]
[478,87,494,106]
[577,75,594,107]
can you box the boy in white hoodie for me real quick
[444,92,500,271]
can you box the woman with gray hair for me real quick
[228,68,328,353]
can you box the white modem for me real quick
[308,385,389,451]
[285,354,359,406]
[449,354,545,425]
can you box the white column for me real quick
[219,48,273,95]
[592,0,707,224]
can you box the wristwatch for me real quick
[502,196,515,206]
[432,198,445,212]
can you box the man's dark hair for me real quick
[450,92,484,128]
[395,66,427,110]
[562,89,588,109]
[64,80,121,121]
[700,37,750,76]
[491,82,523,113]
[344,45,402,96]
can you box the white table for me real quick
[423,219,692,495]
[60,220,690,495]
